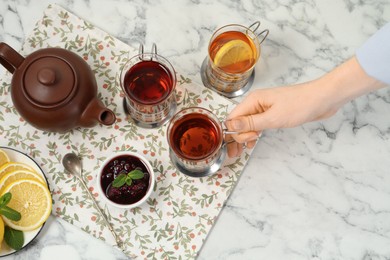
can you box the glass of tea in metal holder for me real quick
[201,21,269,98]
[167,107,236,177]
[121,44,177,128]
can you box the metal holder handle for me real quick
[222,123,240,145]
[248,21,269,44]
[224,130,240,135]
[222,121,262,146]
[223,130,241,146]
[151,43,157,55]
[257,29,269,44]
[248,21,261,32]
[138,43,158,61]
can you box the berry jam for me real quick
[100,154,150,205]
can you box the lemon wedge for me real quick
[0,162,36,180]
[0,170,46,193]
[1,179,52,231]
[0,149,10,168]
[213,39,254,69]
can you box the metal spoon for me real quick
[62,153,125,250]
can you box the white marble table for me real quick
[1,0,390,259]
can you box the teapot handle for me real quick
[0,42,25,74]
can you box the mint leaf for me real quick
[111,170,145,188]
[0,192,22,221]
[128,169,144,180]
[112,174,126,188]
[0,205,22,221]
[125,177,132,186]
[0,192,12,208]
[4,226,24,250]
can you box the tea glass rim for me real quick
[207,23,261,76]
[167,106,224,161]
[97,151,155,209]
[120,52,177,106]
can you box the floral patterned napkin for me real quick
[0,4,254,259]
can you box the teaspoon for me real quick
[62,153,125,250]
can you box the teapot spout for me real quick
[80,98,116,127]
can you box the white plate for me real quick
[0,146,49,257]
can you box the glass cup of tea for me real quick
[201,21,269,98]
[121,44,177,128]
[167,107,236,177]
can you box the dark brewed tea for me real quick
[169,112,221,160]
[124,60,173,105]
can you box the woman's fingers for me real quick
[224,132,260,157]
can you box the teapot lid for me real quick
[23,56,76,108]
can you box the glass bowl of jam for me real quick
[97,151,155,209]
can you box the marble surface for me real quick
[1,0,390,259]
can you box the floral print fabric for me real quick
[0,4,254,259]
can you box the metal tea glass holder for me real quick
[201,21,269,98]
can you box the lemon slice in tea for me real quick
[1,179,52,231]
[213,39,254,70]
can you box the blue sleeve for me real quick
[356,22,390,85]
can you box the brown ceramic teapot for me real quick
[0,42,116,132]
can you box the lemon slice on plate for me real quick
[0,162,36,180]
[1,179,52,231]
[213,39,253,69]
[0,170,46,193]
[0,149,10,168]
[0,217,4,250]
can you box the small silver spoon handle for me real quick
[76,175,125,250]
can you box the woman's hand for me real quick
[225,57,385,157]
